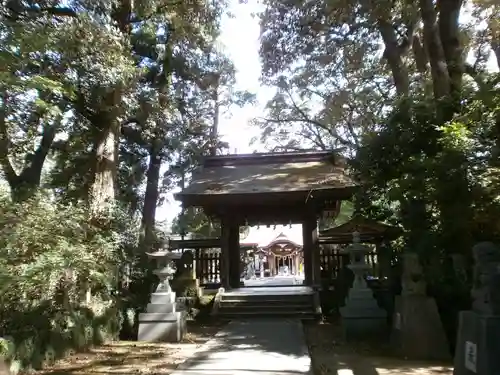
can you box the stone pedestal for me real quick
[340,232,387,339]
[137,250,187,343]
[138,290,187,342]
[453,311,500,375]
[391,252,450,360]
[391,295,450,360]
[340,285,387,338]
[453,241,500,375]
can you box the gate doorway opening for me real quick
[242,230,305,287]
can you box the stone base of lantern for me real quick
[391,295,450,361]
[453,310,500,375]
[340,287,388,339]
[138,291,187,343]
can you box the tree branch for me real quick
[4,1,78,19]
[284,87,353,147]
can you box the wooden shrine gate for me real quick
[174,151,358,289]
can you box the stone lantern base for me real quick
[340,286,387,339]
[138,290,187,342]
[453,311,500,375]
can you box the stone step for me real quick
[219,300,314,305]
[220,298,312,306]
[220,303,314,312]
[221,294,313,303]
[216,310,318,319]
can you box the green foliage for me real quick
[0,0,240,369]
[0,190,128,371]
[171,207,221,237]
[172,275,200,298]
[257,0,500,349]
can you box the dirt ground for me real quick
[304,321,453,375]
[29,321,226,375]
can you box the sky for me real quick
[155,0,278,233]
[155,0,308,244]
[155,0,500,243]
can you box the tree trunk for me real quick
[0,91,60,201]
[492,40,500,70]
[419,0,451,100]
[419,0,472,258]
[378,19,410,97]
[90,120,119,217]
[210,77,220,156]
[89,88,122,218]
[437,0,464,98]
[141,138,162,249]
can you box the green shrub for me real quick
[172,271,200,297]
[0,191,131,372]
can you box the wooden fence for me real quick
[319,244,378,280]
[193,248,221,285]
[179,245,381,287]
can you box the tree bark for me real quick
[378,19,410,97]
[419,0,451,100]
[141,138,163,249]
[492,40,500,70]
[89,88,121,218]
[437,0,464,98]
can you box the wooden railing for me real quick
[194,248,221,284]
[319,244,379,280]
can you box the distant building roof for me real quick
[261,232,302,249]
[245,225,303,246]
[320,216,402,243]
[175,150,356,200]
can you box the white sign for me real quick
[394,313,401,330]
[465,341,477,373]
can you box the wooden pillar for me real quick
[302,213,320,286]
[227,221,240,288]
[195,248,201,279]
[377,241,392,279]
[220,218,231,289]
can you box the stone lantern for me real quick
[138,249,187,342]
[340,231,387,339]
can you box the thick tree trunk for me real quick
[419,0,451,100]
[412,35,429,73]
[378,19,410,97]
[437,0,464,98]
[90,119,119,217]
[435,152,472,257]
[419,0,472,258]
[89,88,122,218]
[141,138,162,249]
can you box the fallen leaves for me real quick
[28,322,225,375]
[303,321,453,375]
